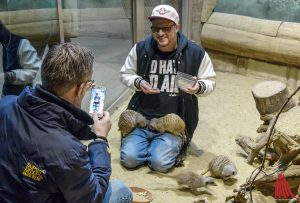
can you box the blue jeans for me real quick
[103,180,132,203]
[120,128,182,173]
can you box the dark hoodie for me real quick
[128,32,205,143]
[0,85,111,203]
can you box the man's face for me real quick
[75,75,93,108]
[151,19,179,51]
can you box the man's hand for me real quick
[92,111,112,138]
[181,77,200,95]
[140,80,160,94]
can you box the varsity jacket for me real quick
[120,32,216,143]
[0,85,111,203]
[1,32,41,96]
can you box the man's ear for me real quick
[75,82,86,98]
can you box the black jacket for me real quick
[128,33,206,143]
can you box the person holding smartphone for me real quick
[0,43,132,203]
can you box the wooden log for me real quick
[201,23,300,67]
[245,129,300,166]
[206,12,281,37]
[272,106,300,165]
[251,81,296,122]
[278,22,300,41]
[235,135,279,163]
[245,117,281,165]
[257,122,269,133]
[272,133,300,168]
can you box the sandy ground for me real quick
[105,71,278,203]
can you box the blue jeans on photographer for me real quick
[120,128,182,173]
[103,180,132,203]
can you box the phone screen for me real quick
[89,87,106,116]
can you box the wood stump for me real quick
[252,81,296,133]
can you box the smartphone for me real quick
[175,71,197,89]
[89,86,106,117]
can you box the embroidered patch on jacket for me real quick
[23,162,45,181]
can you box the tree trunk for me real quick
[252,81,295,121]
[251,81,296,132]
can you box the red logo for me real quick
[156,8,171,16]
[274,173,296,202]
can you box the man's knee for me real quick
[110,180,132,197]
[120,152,141,168]
[148,156,175,173]
[107,180,132,203]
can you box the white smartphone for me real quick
[89,86,106,116]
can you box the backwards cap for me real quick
[148,5,179,25]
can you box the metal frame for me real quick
[181,0,192,39]
[56,0,65,43]
[132,0,145,44]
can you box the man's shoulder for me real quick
[136,36,153,51]
[186,40,205,52]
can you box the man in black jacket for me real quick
[120,4,216,172]
[0,43,132,203]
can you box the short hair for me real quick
[41,43,94,93]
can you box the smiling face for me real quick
[150,18,180,52]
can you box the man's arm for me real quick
[9,39,41,85]
[120,45,160,94]
[57,112,112,203]
[56,140,111,203]
[185,52,216,96]
[120,44,143,90]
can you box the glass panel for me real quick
[69,0,132,112]
[0,0,58,96]
[0,0,133,113]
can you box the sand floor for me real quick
[106,71,279,203]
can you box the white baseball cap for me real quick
[148,5,179,25]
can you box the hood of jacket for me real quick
[16,85,96,140]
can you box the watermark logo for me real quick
[274,173,296,202]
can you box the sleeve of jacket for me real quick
[195,52,216,97]
[120,44,143,90]
[57,140,111,203]
[10,39,41,85]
